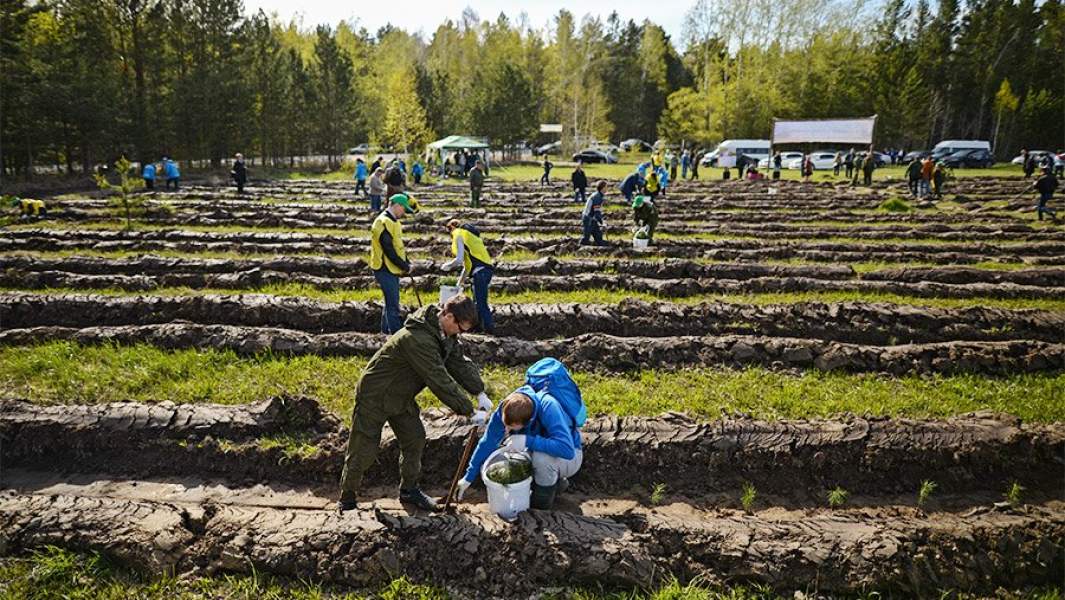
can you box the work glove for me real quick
[476,392,493,412]
[441,260,460,272]
[471,410,488,426]
[455,478,471,501]
[503,434,527,452]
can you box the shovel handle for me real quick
[444,427,479,511]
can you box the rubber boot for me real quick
[399,488,439,512]
[531,481,558,510]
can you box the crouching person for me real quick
[456,358,585,510]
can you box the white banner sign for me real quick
[539,123,563,133]
[772,116,876,145]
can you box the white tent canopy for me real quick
[771,116,877,145]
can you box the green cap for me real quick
[632,195,647,208]
[390,193,419,213]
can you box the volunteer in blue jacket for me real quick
[163,156,181,190]
[441,219,494,334]
[619,170,644,203]
[353,157,368,197]
[142,161,157,190]
[456,358,585,510]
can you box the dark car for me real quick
[903,150,930,162]
[571,149,618,164]
[942,149,994,168]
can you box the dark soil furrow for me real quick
[3,293,1063,344]
[1,491,1060,596]
[3,399,1062,498]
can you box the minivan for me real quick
[931,140,991,160]
[702,139,771,167]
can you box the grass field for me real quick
[10,284,1061,311]
[4,342,1062,423]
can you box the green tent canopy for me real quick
[428,135,490,150]
[428,135,491,174]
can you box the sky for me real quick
[243,0,692,46]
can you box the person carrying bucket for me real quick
[370,193,420,334]
[455,358,585,511]
[632,194,658,245]
[441,219,495,334]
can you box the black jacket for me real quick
[571,169,588,190]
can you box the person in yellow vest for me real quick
[370,193,419,333]
[644,169,661,199]
[441,219,495,334]
[8,196,47,220]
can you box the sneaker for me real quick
[336,499,357,513]
[399,488,439,512]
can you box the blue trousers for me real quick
[374,269,403,334]
[574,188,586,203]
[370,194,382,212]
[1037,192,1056,220]
[580,214,604,245]
[471,267,494,333]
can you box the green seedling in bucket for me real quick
[486,454,532,485]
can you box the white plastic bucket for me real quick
[481,447,532,520]
[439,284,463,305]
[633,237,650,250]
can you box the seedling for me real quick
[917,480,937,508]
[650,483,667,506]
[94,156,145,231]
[1005,482,1024,507]
[740,482,757,514]
[827,486,849,508]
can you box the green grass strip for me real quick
[6,284,1063,311]
[17,546,1054,600]
[3,342,1062,423]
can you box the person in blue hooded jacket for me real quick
[163,157,181,191]
[455,359,584,510]
[353,158,368,197]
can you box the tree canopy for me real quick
[2,0,1062,176]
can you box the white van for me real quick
[702,139,771,167]
[932,140,991,159]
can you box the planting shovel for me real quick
[409,273,423,307]
[443,426,479,512]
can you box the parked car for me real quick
[785,152,838,170]
[620,138,653,152]
[590,142,621,155]
[1010,150,1063,167]
[534,141,561,156]
[347,143,370,155]
[758,152,804,169]
[903,150,930,162]
[942,148,994,168]
[572,149,618,164]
